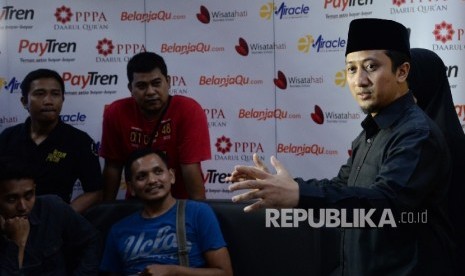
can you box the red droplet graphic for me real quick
[274,70,287,89]
[196,5,210,24]
[235,37,249,56]
[311,105,324,124]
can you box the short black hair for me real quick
[126,52,168,85]
[20,68,65,99]
[124,148,169,182]
[0,156,37,185]
[385,50,411,74]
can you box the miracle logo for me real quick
[0,77,20,93]
[60,112,87,123]
[274,2,310,19]
[312,35,346,52]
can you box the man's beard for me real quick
[360,107,371,114]
[360,104,380,115]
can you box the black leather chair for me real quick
[84,199,340,276]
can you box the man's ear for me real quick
[169,168,175,184]
[127,181,136,197]
[0,215,5,231]
[127,82,133,95]
[397,62,410,83]
[20,96,28,110]
[166,75,171,89]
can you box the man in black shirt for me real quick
[228,18,456,275]
[0,69,102,213]
[0,156,100,275]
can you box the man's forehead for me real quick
[30,78,62,90]
[30,77,61,85]
[0,178,35,194]
[133,76,163,83]
[133,68,164,79]
[345,50,386,63]
[133,154,165,171]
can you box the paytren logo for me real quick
[0,6,34,20]
[18,39,76,56]
[62,72,118,89]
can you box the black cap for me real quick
[345,18,410,57]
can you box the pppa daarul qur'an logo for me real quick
[214,136,265,161]
[215,136,232,154]
[456,104,465,123]
[433,21,455,44]
[53,5,107,26]
[96,38,114,57]
[456,104,465,132]
[95,39,146,62]
[392,0,407,7]
[297,35,314,53]
[54,6,72,24]
[393,0,449,7]
[390,1,448,16]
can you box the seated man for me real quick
[99,148,232,276]
[99,52,211,201]
[0,68,103,213]
[0,156,101,275]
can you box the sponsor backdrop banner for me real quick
[1,0,464,199]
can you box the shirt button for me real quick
[367,138,372,143]
[356,166,361,171]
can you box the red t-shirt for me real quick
[100,95,211,198]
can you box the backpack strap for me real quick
[176,200,189,267]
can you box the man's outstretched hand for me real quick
[227,155,299,212]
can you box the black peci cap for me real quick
[345,18,410,57]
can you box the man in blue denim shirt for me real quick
[0,156,101,275]
[228,18,457,275]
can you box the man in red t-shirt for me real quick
[99,52,211,200]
